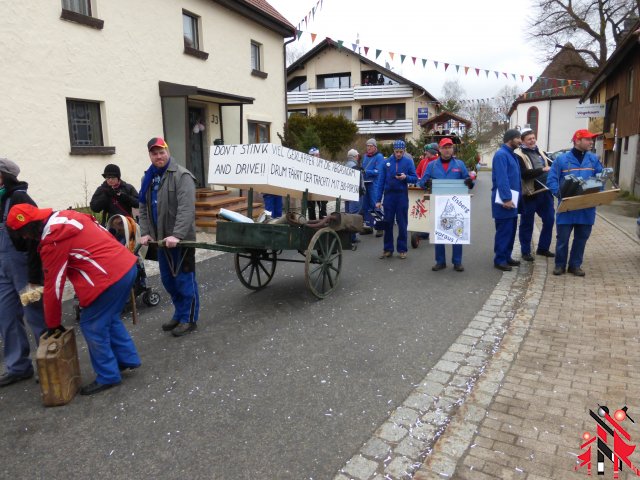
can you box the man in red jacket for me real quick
[7,204,141,396]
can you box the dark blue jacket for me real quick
[491,144,521,219]
[546,149,603,225]
[418,157,469,186]
[375,155,418,203]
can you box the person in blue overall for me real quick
[514,129,555,261]
[344,149,363,246]
[546,129,603,276]
[492,129,523,271]
[375,140,418,259]
[418,138,474,271]
[361,138,385,235]
[0,158,46,387]
[139,137,200,337]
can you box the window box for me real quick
[251,69,268,79]
[184,45,209,60]
[60,8,104,29]
[70,146,115,155]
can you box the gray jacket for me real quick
[138,158,197,241]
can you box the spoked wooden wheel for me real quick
[234,250,277,290]
[305,228,342,299]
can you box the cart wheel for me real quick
[411,232,420,249]
[305,227,342,299]
[143,291,161,306]
[234,250,277,290]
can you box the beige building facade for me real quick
[286,39,437,145]
[0,0,293,208]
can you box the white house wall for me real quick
[0,0,288,209]
[618,134,639,194]
[509,98,587,153]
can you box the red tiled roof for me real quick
[243,0,294,30]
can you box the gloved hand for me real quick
[45,325,66,339]
[464,178,474,189]
[103,186,116,197]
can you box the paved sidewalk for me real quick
[414,213,640,479]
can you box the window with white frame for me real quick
[183,11,200,50]
[251,41,262,71]
[66,99,114,155]
[248,121,270,143]
[62,0,91,15]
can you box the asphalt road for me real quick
[0,171,504,480]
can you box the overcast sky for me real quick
[268,0,548,101]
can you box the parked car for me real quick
[547,149,571,162]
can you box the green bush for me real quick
[279,114,358,160]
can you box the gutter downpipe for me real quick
[546,97,552,152]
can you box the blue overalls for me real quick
[491,145,522,266]
[0,199,46,376]
[361,152,384,227]
[262,194,282,218]
[546,149,603,269]
[376,156,418,253]
[419,158,470,266]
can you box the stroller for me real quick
[72,214,160,320]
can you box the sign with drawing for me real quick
[432,194,471,244]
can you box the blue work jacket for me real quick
[362,152,385,183]
[418,157,469,186]
[375,155,418,203]
[491,144,522,219]
[546,149,603,225]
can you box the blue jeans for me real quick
[435,244,463,266]
[80,265,140,384]
[519,191,555,254]
[158,247,200,324]
[494,217,517,265]
[555,224,592,269]
[383,192,409,253]
[363,183,376,227]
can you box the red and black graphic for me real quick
[575,405,640,477]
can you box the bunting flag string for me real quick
[295,0,325,34]
[293,29,590,89]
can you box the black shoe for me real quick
[494,263,512,271]
[375,231,384,237]
[118,363,141,372]
[162,319,180,331]
[172,322,197,337]
[536,250,556,258]
[507,259,521,266]
[361,227,373,235]
[0,370,34,387]
[552,266,565,275]
[454,264,464,272]
[521,253,535,262]
[567,266,585,277]
[432,264,447,271]
[80,380,120,396]
[411,233,420,249]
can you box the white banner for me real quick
[432,194,471,244]
[575,104,605,118]
[208,144,360,201]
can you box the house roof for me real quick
[287,38,437,101]
[508,43,593,116]
[581,20,640,101]
[213,0,295,37]
[421,111,471,129]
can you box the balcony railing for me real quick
[355,119,413,134]
[287,84,414,105]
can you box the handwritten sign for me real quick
[208,144,360,201]
[432,194,471,244]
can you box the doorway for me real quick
[188,106,206,187]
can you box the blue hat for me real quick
[308,147,319,155]
[393,140,406,150]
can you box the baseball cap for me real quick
[147,137,169,151]
[572,129,599,142]
[308,147,319,155]
[6,204,53,231]
[439,138,454,147]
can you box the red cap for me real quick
[6,204,53,230]
[439,138,454,147]
[572,129,599,142]
[147,137,169,151]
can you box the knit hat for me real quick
[147,137,169,151]
[503,129,522,143]
[6,204,53,231]
[393,140,406,150]
[424,143,439,153]
[102,164,121,178]
[0,158,20,177]
[366,138,377,147]
[347,149,358,159]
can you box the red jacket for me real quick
[39,210,137,327]
[416,155,439,179]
